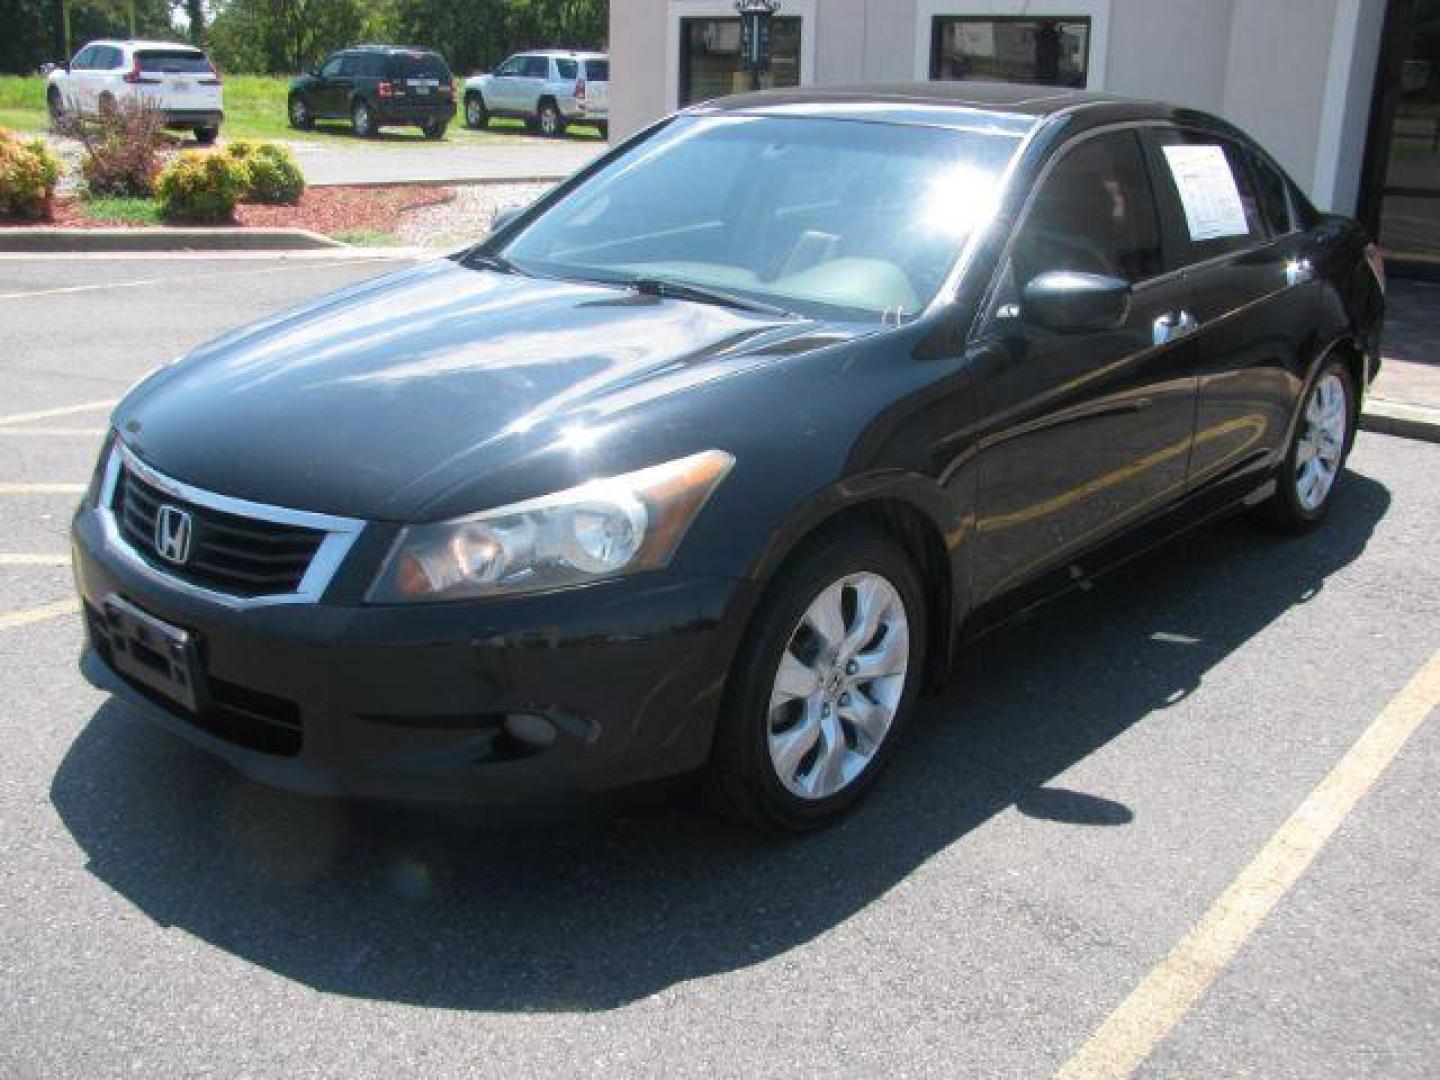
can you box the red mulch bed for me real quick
[0,185,454,234]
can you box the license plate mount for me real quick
[103,595,203,713]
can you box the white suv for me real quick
[47,40,224,143]
[463,50,608,138]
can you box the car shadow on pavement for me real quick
[50,470,1390,1012]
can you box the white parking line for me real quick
[0,599,80,632]
[0,428,108,437]
[1055,646,1440,1080]
[0,483,87,495]
[0,256,403,301]
[0,401,114,427]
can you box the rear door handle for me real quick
[1153,309,1200,346]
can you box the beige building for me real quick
[608,1,1440,270]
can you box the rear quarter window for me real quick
[583,60,609,81]
[1246,150,1296,236]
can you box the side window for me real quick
[337,55,362,77]
[1150,129,1266,261]
[102,47,124,69]
[1247,150,1295,236]
[71,46,96,70]
[1008,130,1164,290]
[555,59,578,80]
[497,56,522,76]
[524,56,550,78]
[319,55,344,78]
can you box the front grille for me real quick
[113,463,326,598]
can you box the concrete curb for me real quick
[307,174,566,189]
[1361,399,1440,444]
[0,227,345,253]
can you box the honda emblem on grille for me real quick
[154,505,193,565]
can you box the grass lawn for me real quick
[0,74,604,147]
[78,196,163,225]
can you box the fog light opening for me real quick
[503,712,557,752]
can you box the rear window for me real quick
[583,60,609,82]
[137,50,210,74]
[390,52,451,80]
[555,59,578,79]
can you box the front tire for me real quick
[193,125,218,145]
[47,87,65,126]
[707,527,927,832]
[464,92,488,129]
[288,94,313,131]
[1257,358,1356,533]
[351,100,376,138]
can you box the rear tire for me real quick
[596,121,609,140]
[421,118,446,140]
[536,99,565,138]
[193,125,218,145]
[706,527,927,832]
[1256,357,1356,534]
[47,87,64,126]
[352,100,376,138]
[464,92,488,129]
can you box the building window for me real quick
[930,16,1091,87]
[679,16,802,106]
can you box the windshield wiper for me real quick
[463,250,521,275]
[629,277,794,318]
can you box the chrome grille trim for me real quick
[96,441,366,609]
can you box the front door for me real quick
[489,56,526,112]
[967,128,1201,612]
[312,54,348,117]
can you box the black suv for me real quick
[288,46,454,139]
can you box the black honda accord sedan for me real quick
[72,83,1384,830]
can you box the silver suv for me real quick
[462,50,609,138]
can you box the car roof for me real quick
[518,50,607,59]
[85,40,205,52]
[689,80,1212,135]
[347,44,445,55]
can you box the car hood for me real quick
[116,259,862,522]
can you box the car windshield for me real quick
[498,113,1028,321]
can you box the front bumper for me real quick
[72,505,754,808]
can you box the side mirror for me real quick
[1021,271,1130,333]
[491,205,525,233]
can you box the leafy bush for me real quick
[0,128,61,220]
[68,99,165,197]
[225,140,304,204]
[156,151,251,222]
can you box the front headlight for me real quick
[367,450,735,603]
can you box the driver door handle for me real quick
[1153,309,1200,346]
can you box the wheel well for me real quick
[772,500,955,692]
[539,95,558,111]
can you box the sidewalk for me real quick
[287,139,605,187]
[1369,278,1440,442]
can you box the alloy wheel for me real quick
[289,97,307,126]
[1295,372,1348,511]
[539,104,559,136]
[766,572,910,800]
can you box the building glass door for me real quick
[1365,0,1440,268]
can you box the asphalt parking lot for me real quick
[0,253,1436,1078]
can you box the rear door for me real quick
[1143,127,1319,494]
[134,48,219,113]
[582,58,609,116]
[967,128,1201,612]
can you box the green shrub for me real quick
[225,140,303,205]
[156,151,250,222]
[0,128,61,219]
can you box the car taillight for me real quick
[575,79,586,101]
[122,58,160,85]
[1364,242,1386,296]
[378,80,393,98]
[200,61,221,86]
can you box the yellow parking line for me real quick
[0,400,115,427]
[1055,646,1440,1080]
[0,483,87,495]
[0,428,108,437]
[0,599,80,632]
[0,554,71,566]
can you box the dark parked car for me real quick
[288,45,454,138]
[73,84,1384,831]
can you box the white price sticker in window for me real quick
[1162,144,1250,242]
